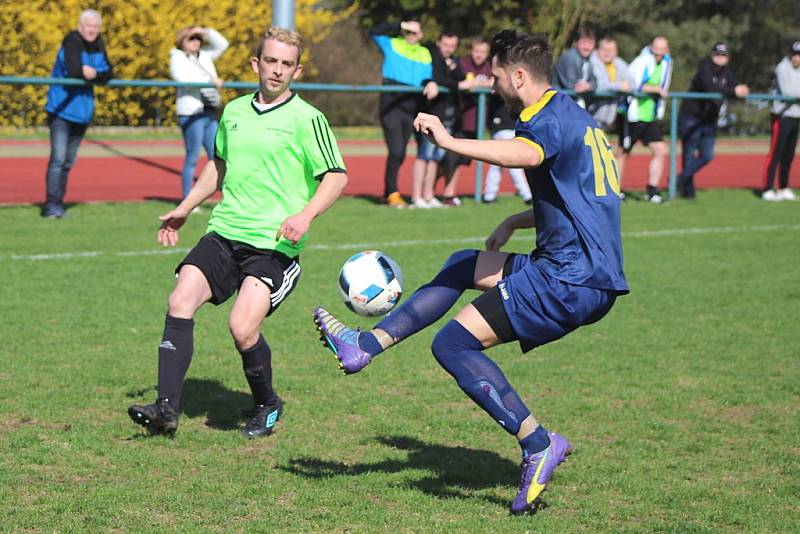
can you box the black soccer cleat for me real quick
[241,396,283,439]
[128,398,179,436]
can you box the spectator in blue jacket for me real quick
[370,19,432,208]
[43,9,113,218]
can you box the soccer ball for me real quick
[338,251,404,316]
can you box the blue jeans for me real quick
[416,131,446,162]
[45,114,88,213]
[179,111,217,198]
[679,116,716,196]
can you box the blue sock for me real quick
[357,331,383,355]
[519,425,551,457]
[358,249,479,357]
[431,320,532,434]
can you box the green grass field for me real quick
[1,190,798,532]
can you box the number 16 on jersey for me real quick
[584,127,622,198]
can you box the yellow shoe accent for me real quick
[386,192,408,208]
[526,450,548,503]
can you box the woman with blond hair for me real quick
[170,26,228,199]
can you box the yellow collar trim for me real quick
[519,90,557,122]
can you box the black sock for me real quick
[239,335,276,406]
[157,314,194,411]
[646,184,659,196]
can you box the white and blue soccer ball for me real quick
[338,251,404,316]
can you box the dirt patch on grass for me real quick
[0,416,72,433]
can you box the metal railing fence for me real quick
[1,75,797,201]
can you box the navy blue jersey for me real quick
[515,90,629,293]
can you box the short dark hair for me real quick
[574,27,596,42]
[439,31,458,41]
[490,30,552,83]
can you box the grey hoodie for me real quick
[771,57,800,118]
[589,51,633,127]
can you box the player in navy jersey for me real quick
[314,30,629,514]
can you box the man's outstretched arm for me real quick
[414,112,542,168]
[157,159,225,247]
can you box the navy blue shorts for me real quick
[485,253,618,353]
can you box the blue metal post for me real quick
[668,96,680,199]
[272,0,295,30]
[474,91,487,202]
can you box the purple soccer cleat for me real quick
[510,432,573,515]
[313,307,373,374]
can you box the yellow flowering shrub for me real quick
[0,0,353,126]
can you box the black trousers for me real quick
[763,114,799,191]
[379,104,416,197]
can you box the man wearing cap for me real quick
[369,19,433,208]
[677,42,749,199]
[762,40,800,201]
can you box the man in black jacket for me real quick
[677,42,748,198]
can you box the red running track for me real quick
[1,151,795,205]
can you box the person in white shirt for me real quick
[762,40,800,201]
[170,26,228,199]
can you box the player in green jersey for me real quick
[128,27,348,438]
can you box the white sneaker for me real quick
[412,198,432,209]
[762,189,781,201]
[426,197,444,208]
[644,193,663,204]
[778,188,797,201]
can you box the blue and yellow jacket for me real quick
[45,31,113,124]
[370,23,432,114]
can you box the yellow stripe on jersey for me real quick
[515,136,545,162]
[519,89,558,122]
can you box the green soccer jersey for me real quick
[635,62,664,123]
[207,93,346,257]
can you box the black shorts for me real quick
[608,113,627,137]
[623,121,663,152]
[177,232,301,316]
[470,254,517,343]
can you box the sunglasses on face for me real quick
[188,34,203,42]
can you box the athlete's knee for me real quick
[434,249,480,289]
[431,320,482,367]
[167,290,199,319]
[229,320,260,350]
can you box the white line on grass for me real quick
[3,224,799,262]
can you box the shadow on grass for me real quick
[125,379,250,438]
[351,194,385,205]
[283,435,519,507]
[181,378,252,431]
